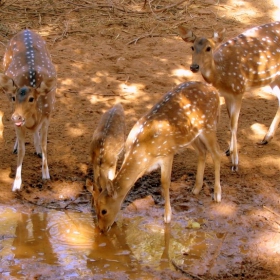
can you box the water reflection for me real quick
[0,206,226,278]
[13,212,58,264]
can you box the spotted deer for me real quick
[87,103,126,206]
[178,22,280,171]
[95,81,221,232]
[0,29,56,191]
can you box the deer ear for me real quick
[0,73,16,93]
[178,26,196,43]
[106,179,117,199]
[213,28,225,44]
[86,176,104,197]
[37,77,56,95]
[86,178,94,194]
[86,178,103,207]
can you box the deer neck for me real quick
[200,55,219,86]
[113,152,148,199]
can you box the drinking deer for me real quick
[87,103,126,206]
[95,81,221,232]
[0,29,56,191]
[178,22,280,171]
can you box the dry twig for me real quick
[151,0,188,13]
[263,205,280,219]
[127,33,162,45]
[15,190,83,212]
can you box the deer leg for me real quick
[224,94,242,171]
[160,155,174,224]
[191,138,207,196]
[201,132,221,202]
[261,79,280,144]
[13,135,18,154]
[12,128,26,191]
[160,223,171,267]
[33,131,42,158]
[41,119,50,179]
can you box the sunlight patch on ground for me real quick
[61,78,74,86]
[91,75,103,84]
[255,228,280,255]
[225,1,257,23]
[271,0,280,20]
[70,62,84,70]
[210,201,237,217]
[66,123,85,137]
[94,70,110,78]
[78,163,88,174]
[159,57,168,63]
[120,83,138,95]
[119,82,145,96]
[172,68,193,79]
[0,168,13,184]
[250,123,268,138]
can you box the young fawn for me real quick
[178,21,280,171]
[0,29,56,191]
[95,81,221,232]
[87,103,126,205]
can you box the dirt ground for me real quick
[1,0,280,279]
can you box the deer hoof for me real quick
[35,152,42,158]
[214,192,221,202]
[192,187,201,195]
[225,148,230,157]
[231,165,238,172]
[257,139,268,145]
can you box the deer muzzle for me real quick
[190,64,200,73]
[11,113,25,127]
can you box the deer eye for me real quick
[206,46,211,52]
[191,46,194,51]
[11,96,15,102]
[101,209,107,215]
[29,97,35,102]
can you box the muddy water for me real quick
[0,206,231,279]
